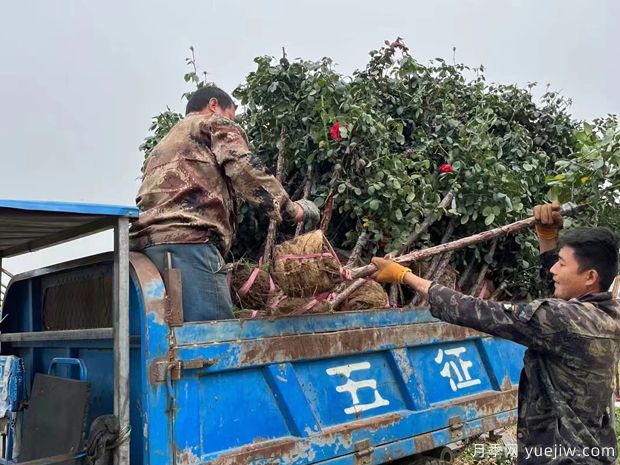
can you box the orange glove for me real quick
[371,257,412,284]
[533,201,563,240]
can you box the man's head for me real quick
[185,86,236,120]
[550,227,619,299]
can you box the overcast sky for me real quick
[1,0,618,277]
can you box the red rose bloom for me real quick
[330,121,343,142]
[439,163,453,173]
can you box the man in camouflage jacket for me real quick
[372,202,620,464]
[130,86,318,321]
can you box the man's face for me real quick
[549,246,597,300]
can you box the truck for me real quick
[0,199,525,465]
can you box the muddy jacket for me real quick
[130,113,297,255]
[428,251,620,464]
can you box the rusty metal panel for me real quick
[163,310,524,465]
[162,267,183,327]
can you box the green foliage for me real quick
[140,42,620,300]
[139,108,182,158]
[546,116,620,231]
[139,47,209,159]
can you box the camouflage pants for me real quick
[143,243,234,321]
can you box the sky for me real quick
[0,0,618,279]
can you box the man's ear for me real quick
[208,97,219,112]
[586,269,600,289]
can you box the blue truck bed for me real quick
[0,251,525,464]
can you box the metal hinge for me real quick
[355,439,374,465]
[150,357,216,383]
[448,415,464,438]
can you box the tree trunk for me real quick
[425,217,458,278]
[490,281,509,300]
[295,166,315,237]
[262,129,286,263]
[319,165,343,232]
[346,231,369,267]
[469,238,499,297]
[457,257,476,291]
[330,278,367,310]
[388,284,400,307]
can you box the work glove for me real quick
[371,257,412,284]
[295,199,321,230]
[533,200,563,240]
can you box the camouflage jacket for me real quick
[428,251,620,464]
[129,113,298,255]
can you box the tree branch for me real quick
[399,190,454,253]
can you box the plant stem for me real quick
[295,166,315,236]
[469,238,499,297]
[389,284,400,307]
[262,128,286,263]
[330,278,366,309]
[400,190,454,253]
[490,281,509,300]
[346,231,369,267]
[319,164,343,232]
[425,217,458,278]
[457,257,477,290]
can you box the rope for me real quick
[275,234,353,282]
[236,258,276,299]
[292,291,334,316]
[107,425,131,450]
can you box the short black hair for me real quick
[558,227,619,290]
[185,86,235,115]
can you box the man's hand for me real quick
[294,199,320,230]
[533,201,563,240]
[371,257,411,284]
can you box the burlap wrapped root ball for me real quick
[235,292,332,318]
[412,259,458,289]
[230,261,276,310]
[272,296,332,316]
[338,280,389,312]
[272,231,342,298]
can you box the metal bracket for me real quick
[354,439,374,465]
[150,357,216,383]
[162,252,183,327]
[448,415,464,439]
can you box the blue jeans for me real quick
[143,243,234,321]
